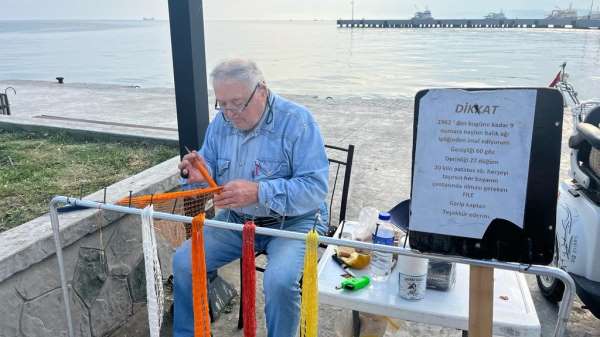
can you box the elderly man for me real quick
[173,58,329,337]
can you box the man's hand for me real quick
[214,180,258,209]
[178,151,208,184]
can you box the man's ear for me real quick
[259,83,268,98]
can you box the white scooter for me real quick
[536,63,600,318]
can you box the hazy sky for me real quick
[0,0,598,20]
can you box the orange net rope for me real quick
[191,213,211,337]
[116,152,220,219]
[116,157,217,335]
[115,186,222,214]
[115,186,222,237]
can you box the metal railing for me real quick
[0,87,15,115]
[49,196,576,337]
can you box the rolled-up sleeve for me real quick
[257,120,329,216]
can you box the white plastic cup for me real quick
[355,207,379,241]
[397,254,428,300]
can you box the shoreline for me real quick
[0,79,417,101]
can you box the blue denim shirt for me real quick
[197,92,329,217]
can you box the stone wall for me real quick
[0,156,182,337]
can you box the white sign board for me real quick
[410,89,537,239]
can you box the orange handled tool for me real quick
[184,146,218,188]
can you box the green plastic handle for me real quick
[341,276,371,290]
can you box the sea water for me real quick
[0,20,599,100]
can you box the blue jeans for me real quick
[172,210,327,337]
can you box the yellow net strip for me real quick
[300,229,319,337]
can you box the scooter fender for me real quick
[556,180,600,282]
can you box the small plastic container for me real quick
[426,261,456,291]
[397,254,429,300]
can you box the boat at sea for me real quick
[484,11,506,20]
[337,2,600,29]
[413,8,433,20]
[546,4,578,19]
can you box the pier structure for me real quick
[337,18,600,29]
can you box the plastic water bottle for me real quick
[370,212,395,281]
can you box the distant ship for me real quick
[142,17,155,21]
[546,4,578,19]
[412,8,433,20]
[484,11,506,20]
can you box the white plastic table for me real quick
[317,221,541,337]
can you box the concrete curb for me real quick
[0,116,179,145]
[0,156,181,283]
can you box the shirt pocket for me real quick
[217,159,230,177]
[255,159,289,180]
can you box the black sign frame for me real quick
[408,88,563,264]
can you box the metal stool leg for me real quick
[352,310,361,337]
[237,262,244,329]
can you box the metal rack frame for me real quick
[49,196,576,337]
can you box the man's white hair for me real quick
[210,58,265,91]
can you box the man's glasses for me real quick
[215,83,259,115]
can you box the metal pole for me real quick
[49,196,575,337]
[49,200,75,337]
[0,94,7,115]
[339,144,354,222]
[168,0,210,157]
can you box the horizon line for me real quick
[0,18,343,21]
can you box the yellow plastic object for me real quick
[337,245,355,258]
[340,252,371,269]
[300,229,319,337]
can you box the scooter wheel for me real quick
[535,262,565,303]
[536,274,565,303]
[536,240,565,303]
